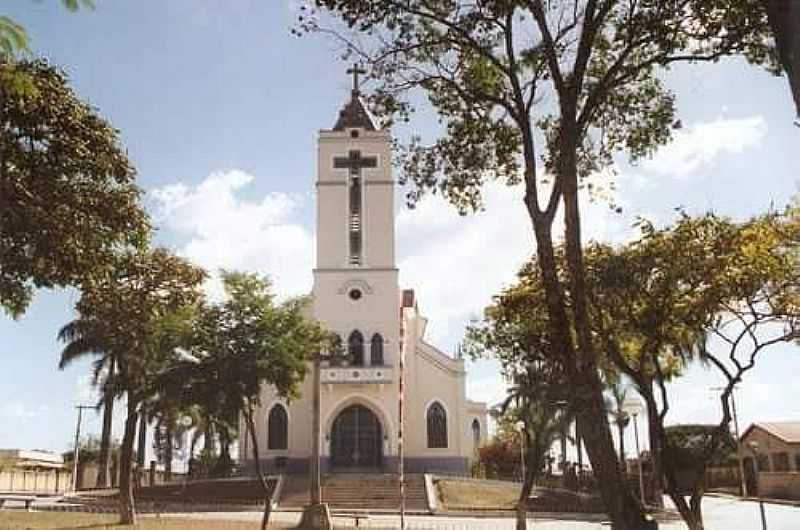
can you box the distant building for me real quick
[0,449,64,470]
[740,422,800,499]
[0,449,70,493]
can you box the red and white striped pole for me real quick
[398,311,406,530]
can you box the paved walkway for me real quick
[161,496,800,529]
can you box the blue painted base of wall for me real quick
[238,456,469,476]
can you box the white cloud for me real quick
[151,169,640,409]
[1,401,49,421]
[397,181,635,349]
[150,170,314,299]
[642,116,767,177]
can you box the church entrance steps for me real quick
[277,473,430,513]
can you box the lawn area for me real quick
[0,511,265,529]
[435,478,520,510]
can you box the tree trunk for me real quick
[617,422,626,473]
[118,399,139,525]
[136,405,147,488]
[204,414,215,456]
[555,125,648,529]
[245,402,271,530]
[668,491,704,530]
[766,0,800,119]
[644,382,664,507]
[515,435,535,530]
[96,359,115,489]
[576,419,584,473]
[165,420,174,482]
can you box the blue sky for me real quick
[1,1,799,458]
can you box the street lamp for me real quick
[622,394,646,507]
[748,441,768,530]
[516,420,526,483]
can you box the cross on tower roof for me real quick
[347,63,367,94]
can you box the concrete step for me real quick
[278,473,429,512]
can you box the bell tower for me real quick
[312,66,398,369]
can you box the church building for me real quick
[242,76,487,475]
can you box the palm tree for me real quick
[605,380,630,474]
[503,363,575,530]
[58,319,118,489]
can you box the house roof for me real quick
[742,422,800,444]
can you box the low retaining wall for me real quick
[759,472,800,500]
[0,469,71,493]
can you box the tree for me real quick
[590,211,800,530]
[468,286,576,530]
[0,59,150,318]
[182,272,328,530]
[1,1,93,58]
[298,3,774,528]
[57,319,118,488]
[765,0,800,120]
[605,379,630,473]
[505,366,575,530]
[662,425,737,492]
[69,248,206,524]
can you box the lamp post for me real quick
[516,420,526,483]
[748,441,768,530]
[299,340,341,530]
[622,394,646,506]
[711,385,747,497]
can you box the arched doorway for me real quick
[331,404,383,469]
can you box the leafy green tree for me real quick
[182,272,328,530]
[57,319,118,488]
[468,289,576,530]
[663,425,736,478]
[1,59,150,318]
[505,366,575,530]
[298,3,775,527]
[69,248,205,524]
[590,211,800,529]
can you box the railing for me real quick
[321,365,393,384]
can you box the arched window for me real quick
[370,333,384,366]
[472,419,481,448]
[427,402,448,448]
[267,404,288,450]
[348,330,364,366]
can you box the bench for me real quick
[0,495,37,511]
[337,512,370,527]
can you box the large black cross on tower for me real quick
[333,150,378,175]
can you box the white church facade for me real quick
[241,81,487,475]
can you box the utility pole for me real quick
[712,385,746,497]
[71,405,94,492]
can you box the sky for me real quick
[0,1,799,461]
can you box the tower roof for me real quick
[333,90,379,131]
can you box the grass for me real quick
[435,479,520,511]
[0,511,269,530]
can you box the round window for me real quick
[348,288,363,301]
